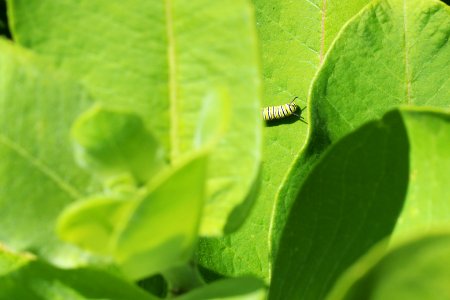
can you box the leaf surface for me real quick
[270,108,450,300]
[279,0,450,240]
[0,39,97,267]
[8,0,262,235]
[198,0,371,282]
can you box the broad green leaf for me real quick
[176,277,266,300]
[270,108,450,300]
[278,0,450,249]
[72,106,167,188]
[198,0,371,282]
[0,247,157,300]
[8,0,262,235]
[0,39,98,267]
[58,154,208,279]
[327,231,450,300]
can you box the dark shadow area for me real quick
[223,163,262,234]
[265,114,307,127]
[137,274,168,298]
[0,0,11,39]
[197,264,227,283]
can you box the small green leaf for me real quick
[176,277,266,300]
[0,247,157,300]
[0,39,98,267]
[116,154,207,279]
[270,108,450,300]
[58,153,208,279]
[57,195,135,256]
[327,231,450,300]
[72,106,167,188]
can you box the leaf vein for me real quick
[0,134,81,199]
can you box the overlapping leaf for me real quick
[278,0,450,236]
[270,108,450,300]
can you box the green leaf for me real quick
[270,108,450,300]
[176,277,266,300]
[0,39,99,267]
[0,247,157,300]
[116,154,207,279]
[198,0,372,282]
[72,106,167,188]
[278,0,450,249]
[58,154,208,279]
[8,0,262,235]
[327,231,450,300]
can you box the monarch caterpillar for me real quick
[262,96,306,122]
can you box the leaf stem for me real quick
[162,262,205,296]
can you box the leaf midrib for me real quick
[402,0,412,105]
[165,0,179,161]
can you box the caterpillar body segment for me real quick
[262,97,306,123]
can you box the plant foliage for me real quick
[0,0,448,299]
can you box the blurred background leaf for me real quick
[0,246,157,300]
[58,153,207,280]
[0,39,100,267]
[71,106,167,189]
[7,0,262,236]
